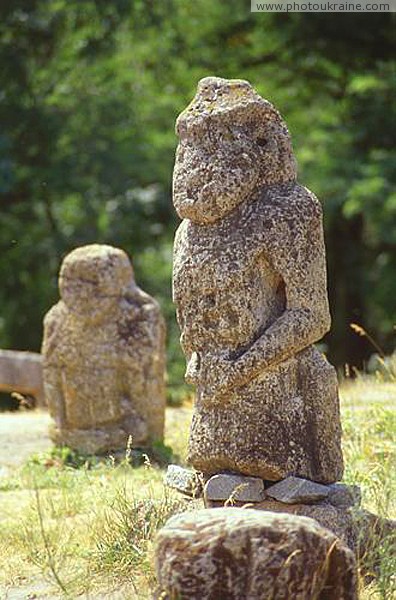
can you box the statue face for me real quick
[173,77,297,225]
[59,245,134,320]
[173,121,260,224]
[59,274,118,318]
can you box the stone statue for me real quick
[172,77,343,484]
[42,244,166,453]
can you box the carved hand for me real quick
[198,351,240,400]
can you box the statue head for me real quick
[59,244,135,319]
[173,77,297,225]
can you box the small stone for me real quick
[266,476,329,504]
[154,508,358,600]
[327,483,361,507]
[204,473,265,503]
[165,465,202,497]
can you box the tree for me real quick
[0,3,394,393]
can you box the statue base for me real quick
[165,465,395,568]
[50,424,140,455]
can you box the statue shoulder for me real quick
[119,289,165,342]
[43,301,67,332]
[245,183,325,276]
[252,183,322,225]
[42,301,68,359]
[173,219,190,254]
[297,184,323,223]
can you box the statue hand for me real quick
[199,352,239,399]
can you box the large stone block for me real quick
[0,349,44,406]
[42,244,166,453]
[155,508,358,600]
[172,77,343,483]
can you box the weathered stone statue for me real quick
[42,244,166,453]
[172,77,343,484]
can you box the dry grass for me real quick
[0,376,394,599]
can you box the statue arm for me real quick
[233,284,330,386]
[122,300,166,440]
[201,213,331,395]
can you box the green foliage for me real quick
[0,5,394,387]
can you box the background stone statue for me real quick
[172,77,344,484]
[42,244,166,454]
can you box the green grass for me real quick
[0,379,394,599]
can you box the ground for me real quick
[0,379,395,599]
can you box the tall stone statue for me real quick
[172,77,343,484]
[42,244,166,454]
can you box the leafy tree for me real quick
[0,3,394,400]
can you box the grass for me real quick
[0,378,395,599]
[339,375,396,600]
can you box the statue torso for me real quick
[173,183,318,356]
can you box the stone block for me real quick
[165,465,202,497]
[0,349,44,406]
[154,508,358,600]
[327,483,361,507]
[204,473,265,503]
[254,498,356,549]
[266,476,329,504]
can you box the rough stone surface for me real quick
[0,349,45,406]
[204,498,357,550]
[154,507,358,600]
[42,244,166,453]
[259,499,357,550]
[266,475,329,504]
[327,483,361,507]
[172,76,343,484]
[204,473,265,503]
[165,465,202,497]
